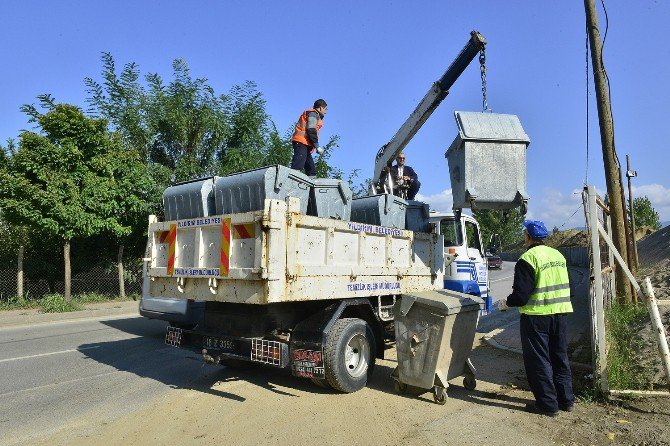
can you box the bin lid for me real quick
[398,289,484,317]
[454,111,530,144]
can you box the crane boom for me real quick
[372,31,486,192]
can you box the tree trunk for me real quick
[64,240,71,301]
[17,245,24,298]
[118,244,126,300]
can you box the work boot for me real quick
[524,402,559,417]
[559,403,574,412]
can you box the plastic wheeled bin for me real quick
[213,165,312,215]
[392,289,484,404]
[308,178,353,220]
[163,177,215,221]
[350,194,407,228]
[446,111,530,214]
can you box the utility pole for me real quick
[626,154,639,270]
[584,0,632,303]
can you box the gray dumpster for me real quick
[214,165,312,215]
[163,177,215,221]
[446,111,530,213]
[350,194,407,228]
[405,200,430,233]
[309,178,352,220]
[392,289,483,404]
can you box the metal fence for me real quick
[0,259,143,299]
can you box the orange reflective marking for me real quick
[233,223,255,239]
[167,224,177,275]
[220,218,231,276]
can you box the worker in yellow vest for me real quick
[290,99,327,177]
[502,219,574,417]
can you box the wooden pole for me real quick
[584,0,632,303]
[64,240,71,301]
[17,245,24,298]
[118,244,126,300]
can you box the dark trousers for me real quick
[520,313,574,412]
[290,141,316,176]
[407,179,420,200]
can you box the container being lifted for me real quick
[446,111,530,215]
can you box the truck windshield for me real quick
[440,218,463,247]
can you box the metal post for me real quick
[585,185,608,393]
[17,245,24,298]
[626,155,639,271]
[641,278,670,392]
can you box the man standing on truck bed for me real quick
[501,219,574,417]
[291,99,327,177]
[390,152,420,200]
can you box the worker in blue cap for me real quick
[501,219,574,416]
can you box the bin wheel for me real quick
[393,380,407,394]
[463,375,477,391]
[433,386,447,405]
[324,318,376,393]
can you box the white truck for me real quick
[144,31,525,393]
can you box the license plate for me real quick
[165,326,183,347]
[203,336,237,352]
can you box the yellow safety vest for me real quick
[518,245,573,315]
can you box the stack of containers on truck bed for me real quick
[308,178,353,220]
[163,177,216,221]
[350,193,408,228]
[214,165,312,215]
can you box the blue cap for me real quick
[523,219,549,239]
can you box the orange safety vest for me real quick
[292,109,323,148]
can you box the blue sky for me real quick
[2,1,669,229]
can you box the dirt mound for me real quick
[545,229,589,248]
[637,224,670,268]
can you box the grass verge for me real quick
[606,302,654,390]
[0,293,138,313]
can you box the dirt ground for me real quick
[20,333,670,446]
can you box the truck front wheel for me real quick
[324,318,376,393]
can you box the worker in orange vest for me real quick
[290,99,327,177]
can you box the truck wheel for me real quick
[310,378,331,389]
[324,318,376,393]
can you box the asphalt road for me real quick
[0,265,517,445]
[0,315,217,446]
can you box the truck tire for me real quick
[324,318,376,393]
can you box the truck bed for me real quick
[145,198,443,304]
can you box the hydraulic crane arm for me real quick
[372,31,486,192]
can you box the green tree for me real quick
[472,208,525,252]
[632,196,661,230]
[0,100,153,300]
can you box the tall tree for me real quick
[473,209,525,252]
[0,100,152,300]
[632,196,661,230]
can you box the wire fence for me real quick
[0,259,143,299]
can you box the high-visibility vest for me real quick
[518,245,573,315]
[292,109,322,147]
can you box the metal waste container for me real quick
[163,177,215,221]
[446,111,530,213]
[214,165,312,215]
[392,289,483,404]
[405,200,430,233]
[308,178,352,220]
[350,194,407,228]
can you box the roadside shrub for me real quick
[39,294,82,313]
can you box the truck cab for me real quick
[430,212,491,314]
